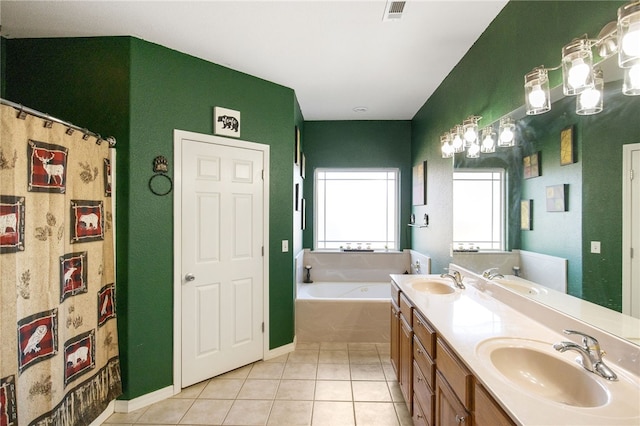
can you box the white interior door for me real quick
[179,133,265,387]
[623,143,640,318]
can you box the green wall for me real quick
[302,121,412,250]
[4,36,297,399]
[411,0,640,309]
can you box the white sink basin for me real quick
[494,277,548,295]
[477,338,609,407]
[409,278,456,295]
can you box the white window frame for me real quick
[452,168,506,251]
[314,168,400,251]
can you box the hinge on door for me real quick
[261,170,264,180]
[631,169,635,181]
[632,247,634,259]
[262,246,264,256]
[262,322,265,333]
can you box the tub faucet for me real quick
[553,329,617,381]
[440,270,465,289]
[482,268,504,280]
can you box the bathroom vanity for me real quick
[390,269,640,425]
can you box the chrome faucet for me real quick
[440,270,465,289]
[482,267,504,280]
[553,329,617,381]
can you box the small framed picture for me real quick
[295,183,300,211]
[301,199,306,230]
[294,127,301,166]
[523,152,540,179]
[214,107,241,138]
[520,199,533,230]
[300,153,306,179]
[546,184,568,212]
[412,161,427,205]
[560,126,575,165]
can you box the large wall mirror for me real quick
[451,55,640,345]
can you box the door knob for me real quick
[184,273,196,282]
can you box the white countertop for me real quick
[390,273,640,426]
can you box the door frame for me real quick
[622,143,639,316]
[172,129,270,393]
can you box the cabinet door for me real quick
[474,383,514,426]
[399,313,413,411]
[435,372,471,426]
[390,301,400,380]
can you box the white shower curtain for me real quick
[0,103,121,425]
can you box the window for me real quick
[452,169,505,250]
[315,169,399,250]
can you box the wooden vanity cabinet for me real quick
[474,383,515,426]
[399,297,413,410]
[412,310,437,426]
[390,281,401,380]
[435,338,473,425]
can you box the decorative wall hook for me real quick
[149,155,172,196]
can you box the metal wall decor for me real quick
[149,155,172,196]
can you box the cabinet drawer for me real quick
[413,336,435,389]
[412,394,430,426]
[399,293,413,326]
[391,280,401,306]
[413,360,434,426]
[413,310,436,358]
[436,338,473,410]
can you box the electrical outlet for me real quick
[590,241,601,254]
[282,240,289,252]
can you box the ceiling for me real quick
[0,0,508,120]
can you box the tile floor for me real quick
[104,342,412,426]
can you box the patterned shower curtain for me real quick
[0,103,122,425]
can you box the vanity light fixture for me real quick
[441,133,454,158]
[480,127,496,153]
[623,63,640,94]
[562,37,595,96]
[498,117,516,147]
[618,0,640,68]
[523,1,640,114]
[450,125,465,153]
[466,139,480,158]
[462,115,482,147]
[577,68,604,115]
[525,66,552,115]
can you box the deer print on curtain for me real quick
[0,103,121,425]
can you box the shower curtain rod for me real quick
[1,97,116,147]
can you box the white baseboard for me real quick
[264,337,296,360]
[90,400,115,425]
[114,385,174,413]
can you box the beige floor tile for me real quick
[387,381,404,402]
[395,402,413,426]
[318,350,349,364]
[223,399,273,425]
[316,363,351,380]
[267,400,313,425]
[311,401,355,426]
[101,423,132,426]
[319,342,348,351]
[352,381,392,402]
[200,379,244,399]
[314,380,353,401]
[350,363,386,381]
[173,380,209,399]
[217,364,252,379]
[179,399,233,425]
[136,398,194,424]
[382,362,397,380]
[288,349,320,364]
[104,407,148,423]
[348,350,381,364]
[296,342,321,350]
[354,402,399,426]
[237,379,280,400]
[264,353,289,363]
[247,361,285,379]
[348,343,378,351]
[282,362,318,379]
[276,379,316,400]
[376,343,391,356]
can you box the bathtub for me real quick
[295,281,390,343]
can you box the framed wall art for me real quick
[214,106,240,138]
[520,199,533,230]
[412,161,427,205]
[523,152,540,179]
[546,184,568,212]
[294,126,301,166]
[560,126,575,166]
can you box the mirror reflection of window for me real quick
[452,170,505,251]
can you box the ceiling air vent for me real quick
[382,1,406,21]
